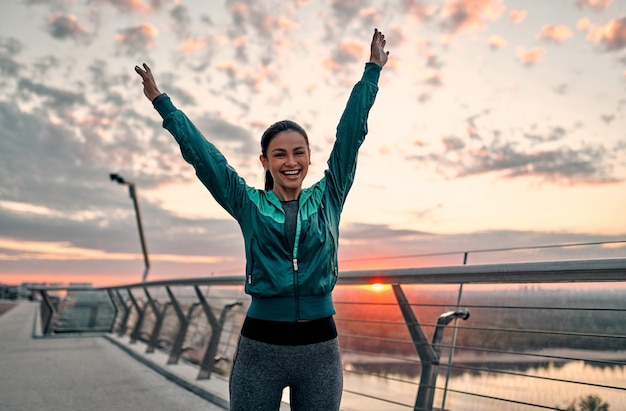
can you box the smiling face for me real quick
[260,129,311,201]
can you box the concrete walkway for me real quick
[0,302,227,411]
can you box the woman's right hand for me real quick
[134,63,162,102]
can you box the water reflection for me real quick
[341,360,626,411]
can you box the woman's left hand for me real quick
[369,28,389,68]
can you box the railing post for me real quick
[113,289,131,336]
[128,288,145,344]
[392,284,470,411]
[194,285,242,380]
[392,284,438,411]
[39,290,56,336]
[144,287,166,354]
[86,304,99,328]
[106,289,120,333]
[166,286,192,365]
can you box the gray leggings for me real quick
[229,335,343,411]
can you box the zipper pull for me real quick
[293,258,299,271]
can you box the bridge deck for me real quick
[0,302,227,411]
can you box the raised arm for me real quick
[132,63,249,219]
[134,63,162,102]
[324,29,389,211]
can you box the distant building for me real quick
[0,284,18,300]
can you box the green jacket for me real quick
[153,63,381,321]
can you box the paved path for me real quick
[0,302,227,411]
[0,301,16,315]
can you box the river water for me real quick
[340,360,626,411]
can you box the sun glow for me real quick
[371,283,389,292]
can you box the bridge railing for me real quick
[31,256,626,411]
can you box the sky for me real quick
[1,0,626,286]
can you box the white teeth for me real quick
[283,170,299,175]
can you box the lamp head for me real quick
[109,173,125,184]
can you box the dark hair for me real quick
[260,120,309,191]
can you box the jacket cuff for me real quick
[152,93,176,119]
[362,62,381,85]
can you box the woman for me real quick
[136,28,388,411]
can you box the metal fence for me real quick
[32,256,626,411]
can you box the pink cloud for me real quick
[216,61,239,80]
[575,0,613,13]
[442,136,465,151]
[420,72,443,87]
[324,41,364,73]
[47,13,90,40]
[215,59,278,93]
[509,9,528,24]
[578,17,592,31]
[401,0,438,21]
[99,0,155,14]
[585,17,626,51]
[359,7,381,25]
[391,25,408,45]
[227,1,248,16]
[276,16,298,31]
[115,23,158,54]
[488,35,507,49]
[538,25,573,43]
[233,36,250,54]
[440,0,506,34]
[516,46,547,65]
[179,38,207,54]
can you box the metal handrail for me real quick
[28,257,626,295]
[30,256,626,411]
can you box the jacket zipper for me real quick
[248,237,255,285]
[292,203,303,320]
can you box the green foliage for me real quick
[563,394,609,411]
[457,288,626,351]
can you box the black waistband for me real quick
[241,316,337,345]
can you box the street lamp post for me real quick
[109,173,150,282]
